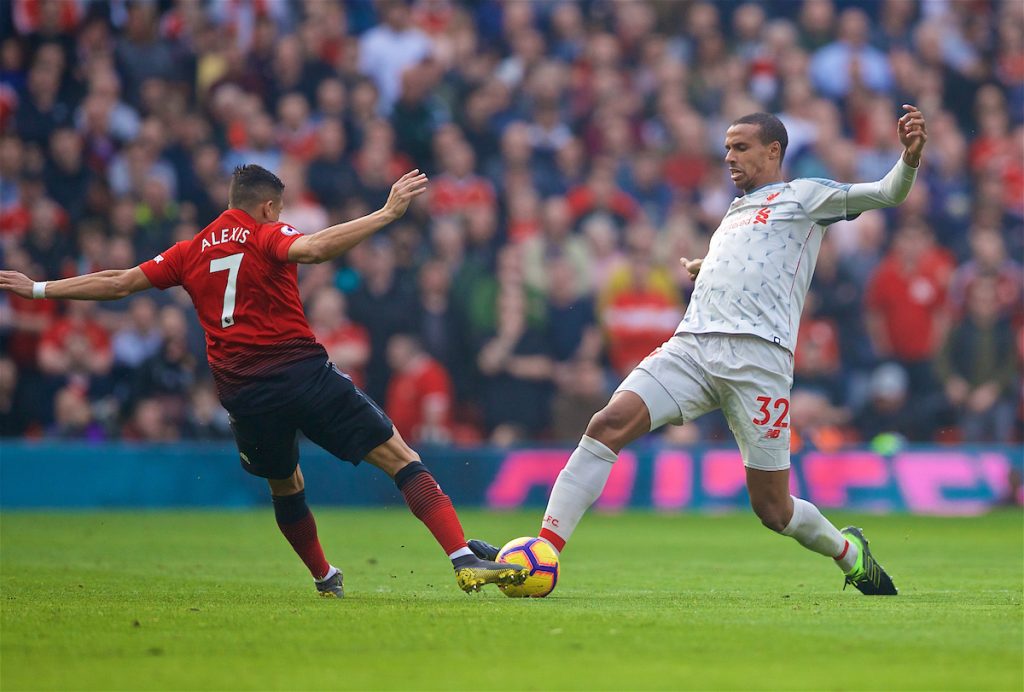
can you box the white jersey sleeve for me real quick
[790,157,919,225]
[845,157,918,215]
[788,178,856,225]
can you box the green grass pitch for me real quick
[2,509,1021,691]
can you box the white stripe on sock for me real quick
[315,565,339,583]
[448,547,474,560]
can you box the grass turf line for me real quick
[2,509,1021,691]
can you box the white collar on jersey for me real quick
[740,181,788,197]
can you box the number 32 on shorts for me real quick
[752,396,789,430]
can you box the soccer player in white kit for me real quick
[473,105,927,595]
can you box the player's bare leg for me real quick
[536,391,652,553]
[746,468,897,595]
[268,465,344,597]
[364,427,526,592]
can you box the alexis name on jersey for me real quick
[201,226,252,251]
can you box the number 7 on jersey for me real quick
[210,253,243,328]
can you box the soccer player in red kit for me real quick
[0,165,525,597]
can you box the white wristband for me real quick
[32,281,47,299]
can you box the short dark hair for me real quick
[732,112,789,163]
[229,164,284,210]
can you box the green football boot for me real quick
[841,527,898,596]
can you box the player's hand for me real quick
[898,104,926,166]
[382,170,429,221]
[679,257,703,281]
[0,270,34,299]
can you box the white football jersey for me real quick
[678,178,858,353]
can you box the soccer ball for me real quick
[496,537,560,598]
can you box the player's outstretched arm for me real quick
[288,170,428,264]
[845,105,927,215]
[0,267,152,301]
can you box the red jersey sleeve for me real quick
[256,222,305,263]
[138,241,187,289]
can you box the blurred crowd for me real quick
[0,0,1022,449]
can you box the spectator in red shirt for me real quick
[1001,125,1024,219]
[662,109,710,197]
[38,299,113,385]
[599,225,682,377]
[967,85,1011,175]
[36,300,114,424]
[385,332,453,444]
[0,173,51,244]
[565,161,639,229]
[12,0,83,36]
[429,138,495,217]
[308,286,370,389]
[865,220,955,393]
[504,184,542,243]
[1,246,58,369]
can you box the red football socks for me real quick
[394,462,468,556]
[539,527,567,553]
[272,490,331,580]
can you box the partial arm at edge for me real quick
[845,157,918,216]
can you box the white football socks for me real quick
[781,496,859,573]
[315,565,340,583]
[448,546,474,561]
[539,435,618,553]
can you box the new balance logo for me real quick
[154,254,164,264]
[753,207,772,225]
[765,429,782,439]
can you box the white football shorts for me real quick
[615,332,794,471]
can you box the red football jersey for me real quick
[139,209,325,402]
